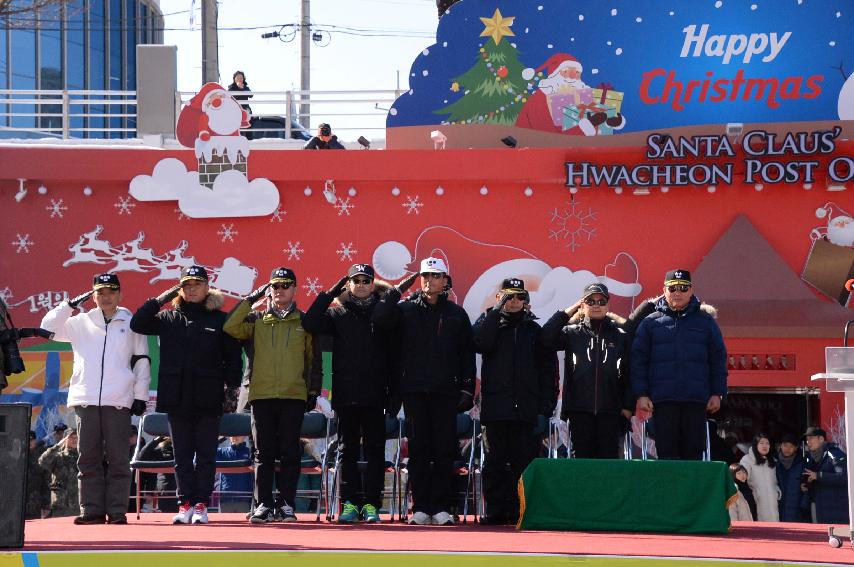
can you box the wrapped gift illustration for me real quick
[562,102,617,133]
[546,87,594,126]
[591,83,624,113]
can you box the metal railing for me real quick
[0,89,138,139]
[0,88,401,141]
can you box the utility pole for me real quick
[299,0,310,127]
[201,0,219,85]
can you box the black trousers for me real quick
[337,405,386,508]
[167,413,220,506]
[251,398,306,507]
[404,393,457,516]
[653,402,707,460]
[482,420,535,518]
[566,411,621,459]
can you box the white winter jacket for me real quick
[740,451,781,522]
[41,303,150,408]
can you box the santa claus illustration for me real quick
[176,82,251,148]
[516,53,625,136]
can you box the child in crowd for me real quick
[729,463,757,522]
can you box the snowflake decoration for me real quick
[283,240,304,261]
[336,242,358,262]
[0,287,12,304]
[334,197,356,216]
[11,233,34,254]
[270,207,287,223]
[302,277,322,296]
[217,223,238,243]
[402,195,424,215]
[174,207,186,221]
[548,200,597,252]
[114,196,136,215]
[45,198,67,218]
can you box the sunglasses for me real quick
[351,277,373,285]
[667,284,691,293]
[584,298,609,306]
[504,293,529,301]
[420,272,445,280]
[271,283,294,290]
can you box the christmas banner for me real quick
[387,0,854,147]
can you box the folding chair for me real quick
[131,412,174,519]
[297,411,337,521]
[326,414,404,521]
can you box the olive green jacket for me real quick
[224,300,321,402]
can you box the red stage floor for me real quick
[17,514,853,565]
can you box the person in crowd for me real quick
[41,273,150,525]
[373,257,476,526]
[216,436,253,513]
[38,428,80,518]
[729,463,757,522]
[631,269,728,460]
[706,420,739,464]
[303,263,394,524]
[303,123,345,150]
[130,265,243,525]
[739,433,780,521]
[227,70,253,114]
[543,283,632,459]
[26,430,50,519]
[223,267,322,524]
[46,423,68,447]
[802,426,849,524]
[473,278,556,525]
[776,433,807,522]
[138,435,177,512]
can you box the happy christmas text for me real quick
[565,128,854,188]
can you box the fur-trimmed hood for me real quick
[332,280,393,307]
[172,288,226,311]
[568,311,626,326]
[655,295,718,319]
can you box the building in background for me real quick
[0,0,164,137]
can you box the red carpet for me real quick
[18,514,852,564]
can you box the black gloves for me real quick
[156,284,181,306]
[306,393,318,412]
[395,273,419,294]
[68,290,94,309]
[0,328,51,342]
[457,390,474,413]
[222,387,239,414]
[244,283,270,303]
[130,399,147,416]
[496,292,512,312]
[327,275,349,297]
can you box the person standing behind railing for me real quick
[304,123,345,149]
[228,71,253,115]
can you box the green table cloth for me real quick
[518,458,737,534]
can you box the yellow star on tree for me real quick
[480,8,515,45]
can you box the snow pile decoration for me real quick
[129,82,279,218]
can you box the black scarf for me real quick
[735,479,758,521]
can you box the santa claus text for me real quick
[639,24,820,111]
[565,128,854,188]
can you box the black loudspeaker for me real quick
[0,403,31,548]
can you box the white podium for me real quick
[811,344,854,550]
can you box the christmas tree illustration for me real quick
[436,9,533,125]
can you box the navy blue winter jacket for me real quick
[776,451,807,522]
[804,443,849,524]
[630,296,727,404]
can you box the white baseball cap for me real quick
[420,257,448,274]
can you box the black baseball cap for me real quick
[348,264,375,279]
[53,423,68,433]
[582,283,610,300]
[500,278,526,293]
[180,265,209,284]
[270,267,296,284]
[93,273,120,291]
[664,269,692,286]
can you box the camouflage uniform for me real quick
[26,441,50,519]
[38,442,80,517]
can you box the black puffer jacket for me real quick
[373,289,475,397]
[130,290,243,415]
[473,308,557,425]
[302,283,397,409]
[542,311,632,417]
